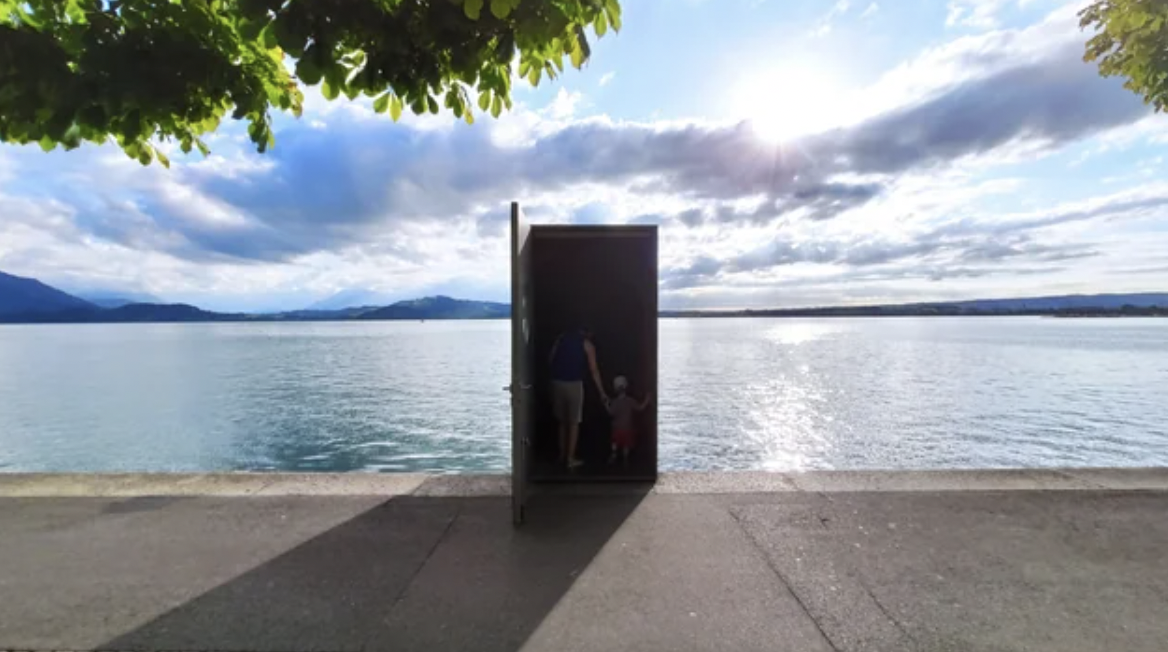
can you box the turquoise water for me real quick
[1,318,1166,473]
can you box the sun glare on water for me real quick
[735,66,852,144]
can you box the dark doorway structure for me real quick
[509,203,658,524]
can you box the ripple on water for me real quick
[1,318,1167,472]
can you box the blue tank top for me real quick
[551,331,586,382]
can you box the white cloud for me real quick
[946,0,1012,29]
[860,2,879,18]
[860,2,1085,116]
[811,0,851,37]
[599,72,616,87]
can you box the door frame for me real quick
[510,201,533,525]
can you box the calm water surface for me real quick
[1,318,1166,473]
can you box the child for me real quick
[605,375,652,466]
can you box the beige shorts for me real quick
[552,380,584,424]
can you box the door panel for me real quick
[510,201,534,525]
[528,227,658,481]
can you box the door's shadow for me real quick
[98,485,650,652]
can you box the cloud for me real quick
[1,31,1149,266]
[946,0,1012,29]
[660,182,1168,295]
[811,0,851,37]
[860,2,879,19]
[599,72,616,87]
[662,227,1098,290]
[0,3,1161,311]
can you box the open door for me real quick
[509,201,534,525]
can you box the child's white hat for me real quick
[613,376,628,391]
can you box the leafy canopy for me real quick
[1080,0,1168,113]
[0,0,621,166]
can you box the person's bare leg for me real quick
[568,422,582,468]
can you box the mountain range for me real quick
[0,271,96,315]
[0,270,1165,323]
[75,291,164,309]
[0,270,510,323]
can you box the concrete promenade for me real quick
[3,468,1168,652]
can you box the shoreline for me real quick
[4,467,1168,497]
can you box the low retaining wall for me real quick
[3,467,1168,497]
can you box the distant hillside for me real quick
[103,303,242,322]
[0,271,95,316]
[662,293,1168,318]
[2,270,1162,323]
[1,302,241,324]
[77,291,163,309]
[306,289,395,311]
[359,296,510,320]
[270,306,380,320]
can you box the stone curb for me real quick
[2,467,1168,498]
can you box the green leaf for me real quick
[321,77,340,101]
[38,135,57,153]
[374,92,391,114]
[491,95,503,118]
[155,148,171,169]
[478,91,492,111]
[137,145,154,166]
[239,18,265,41]
[260,23,278,50]
[196,139,211,157]
[272,17,305,57]
[464,0,483,20]
[607,0,622,30]
[490,0,512,19]
[61,125,83,150]
[595,12,608,37]
[427,95,440,114]
[390,95,403,121]
[296,55,322,85]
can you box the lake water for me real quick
[1,318,1166,473]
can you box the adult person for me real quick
[549,325,608,469]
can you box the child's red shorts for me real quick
[613,429,636,449]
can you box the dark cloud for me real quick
[662,228,1102,291]
[936,193,1168,239]
[177,36,1147,261]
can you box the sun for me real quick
[734,66,850,144]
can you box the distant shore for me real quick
[2,290,1165,324]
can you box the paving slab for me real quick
[0,496,397,650]
[729,491,1168,652]
[518,494,833,652]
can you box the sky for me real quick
[2,0,1167,312]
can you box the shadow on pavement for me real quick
[97,486,649,652]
